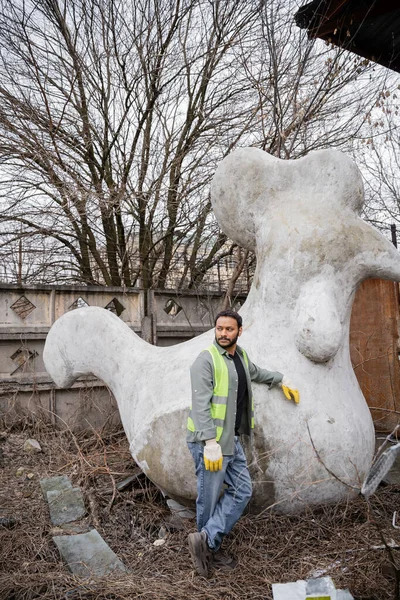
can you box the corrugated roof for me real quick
[295,0,400,72]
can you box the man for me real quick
[186,309,299,577]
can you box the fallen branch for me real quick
[306,422,359,491]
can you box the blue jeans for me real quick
[187,438,252,551]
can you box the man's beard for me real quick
[215,333,239,349]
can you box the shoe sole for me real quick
[212,555,238,570]
[188,532,210,577]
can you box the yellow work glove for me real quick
[204,439,223,471]
[280,376,300,404]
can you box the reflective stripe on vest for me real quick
[187,345,254,440]
[207,344,228,441]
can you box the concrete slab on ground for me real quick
[166,498,195,519]
[47,487,86,525]
[53,529,127,577]
[50,520,91,535]
[40,475,73,496]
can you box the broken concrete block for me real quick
[158,526,167,539]
[116,473,141,491]
[166,498,195,519]
[47,487,86,525]
[40,475,73,497]
[23,438,41,453]
[383,445,400,485]
[53,529,127,577]
[153,539,165,547]
[0,516,17,529]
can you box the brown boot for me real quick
[188,531,212,577]
[212,549,238,570]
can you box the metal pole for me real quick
[391,223,397,248]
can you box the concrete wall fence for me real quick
[0,283,244,431]
[1,281,399,433]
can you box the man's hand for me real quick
[280,376,300,404]
[204,439,223,471]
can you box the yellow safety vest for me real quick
[187,345,254,441]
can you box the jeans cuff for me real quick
[202,528,216,551]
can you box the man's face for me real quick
[215,316,242,350]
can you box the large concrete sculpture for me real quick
[43,148,400,513]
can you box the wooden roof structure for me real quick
[295,0,400,73]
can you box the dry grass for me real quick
[0,420,399,600]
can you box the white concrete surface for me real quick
[43,148,400,513]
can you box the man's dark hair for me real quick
[214,310,242,329]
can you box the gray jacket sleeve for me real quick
[247,357,283,388]
[189,351,217,441]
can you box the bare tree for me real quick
[0,0,391,292]
[0,0,262,288]
[248,0,391,158]
[209,0,392,294]
[353,82,400,236]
